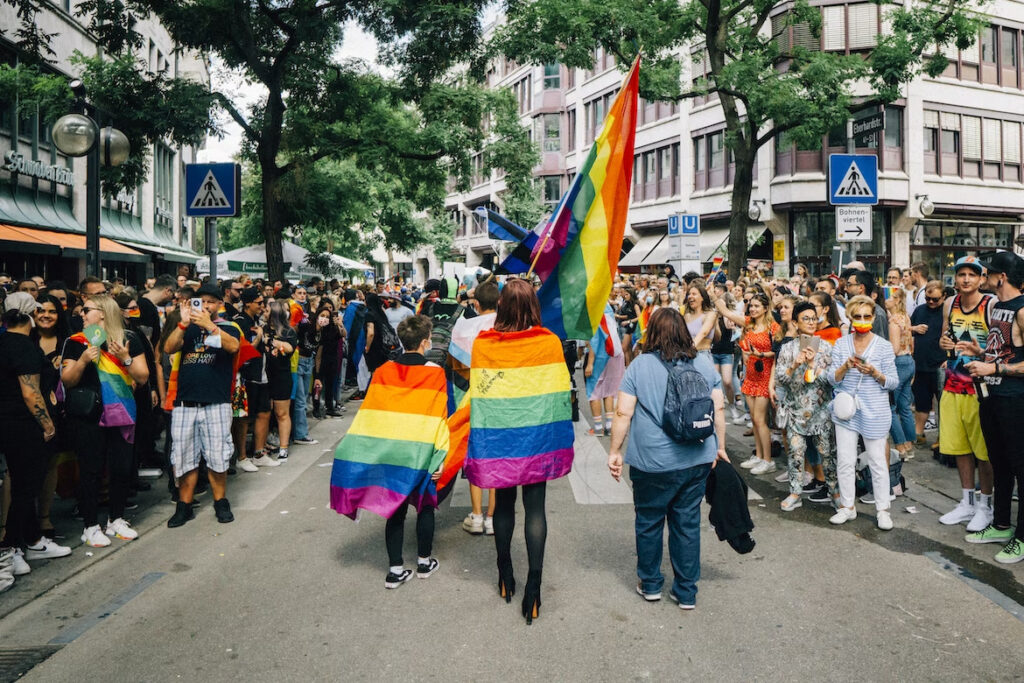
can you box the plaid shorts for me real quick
[170,403,233,476]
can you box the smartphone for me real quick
[798,335,820,352]
[190,298,202,311]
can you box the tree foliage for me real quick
[495,0,983,273]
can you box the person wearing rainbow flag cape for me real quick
[330,315,449,589]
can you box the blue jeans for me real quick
[889,355,916,445]
[292,356,313,440]
[630,462,712,605]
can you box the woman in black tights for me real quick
[463,278,575,624]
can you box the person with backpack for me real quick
[362,292,400,378]
[607,307,728,610]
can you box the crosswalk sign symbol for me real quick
[190,170,231,209]
[829,154,878,205]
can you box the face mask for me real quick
[646,297,653,305]
[819,316,826,324]
[852,320,872,334]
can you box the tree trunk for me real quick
[386,248,395,281]
[262,164,285,282]
[727,151,755,280]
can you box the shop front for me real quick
[910,218,1021,286]
[788,208,892,277]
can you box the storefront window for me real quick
[910,220,1019,285]
[790,209,890,276]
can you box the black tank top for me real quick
[984,294,1024,397]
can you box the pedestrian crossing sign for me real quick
[185,163,241,217]
[828,154,877,205]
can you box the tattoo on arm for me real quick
[18,373,54,434]
[1002,361,1024,377]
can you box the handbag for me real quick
[831,338,875,421]
[57,338,102,420]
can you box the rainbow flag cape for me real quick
[527,57,639,339]
[330,361,451,519]
[637,305,652,343]
[69,332,137,442]
[463,327,574,489]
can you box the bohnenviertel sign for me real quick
[3,150,75,186]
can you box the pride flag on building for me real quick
[330,362,451,520]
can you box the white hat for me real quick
[4,292,41,326]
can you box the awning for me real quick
[115,240,199,264]
[700,227,731,262]
[0,223,148,262]
[618,233,664,268]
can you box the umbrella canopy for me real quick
[197,241,372,280]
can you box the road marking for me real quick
[48,572,166,644]
[567,422,633,504]
[923,552,1024,623]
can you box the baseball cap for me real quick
[980,251,1023,275]
[196,283,223,300]
[240,287,262,304]
[4,292,42,325]
[954,255,984,274]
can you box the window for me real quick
[543,63,560,89]
[792,210,891,276]
[982,26,998,63]
[566,67,575,90]
[541,176,562,206]
[709,133,724,169]
[884,107,901,147]
[939,23,1024,88]
[632,143,680,201]
[847,4,878,50]
[823,6,845,51]
[512,76,532,115]
[539,113,560,152]
[924,109,1024,181]
[584,90,615,143]
[911,221,1017,285]
[566,108,576,152]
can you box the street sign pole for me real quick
[206,217,218,281]
[845,120,858,260]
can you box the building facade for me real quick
[446,6,1024,285]
[0,1,208,285]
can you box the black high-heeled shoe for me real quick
[497,558,515,603]
[522,569,542,625]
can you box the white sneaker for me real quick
[81,524,111,547]
[252,454,281,468]
[484,516,494,536]
[939,501,976,526]
[11,549,31,576]
[966,503,994,532]
[237,458,259,473]
[462,513,483,535]
[829,507,857,525]
[24,536,71,560]
[105,518,139,541]
[774,471,789,483]
[739,455,761,469]
[751,459,777,475]
[877,510,894,530]
[730,407,746,425]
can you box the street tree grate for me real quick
[0,646,63,682]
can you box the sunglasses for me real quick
[926,296,942,303]
[82,306,100,313]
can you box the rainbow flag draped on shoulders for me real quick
[330,361,451,520]
[500,58,639,340]
[68,332,137,442]
[463,327,574,489]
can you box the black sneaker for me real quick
[808,487,834,504]
[385,568,414,589]
[802,479,826,495]
[124,499,139,511]
[213,498,234,523]
[416,558,439,579]
[167,501,195,528]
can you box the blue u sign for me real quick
[681,214,700,235]
[667,214,680,236]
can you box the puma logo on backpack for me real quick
[656,355,715,443]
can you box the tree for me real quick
[494,0,982,274]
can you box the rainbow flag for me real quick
[529,57,640,340]
[69,332,137,442]
[463,327,574,489]
[706,256,724,285]
[636,305,652,344]
[330,361,451,520]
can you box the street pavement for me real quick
[2,401,1023,681]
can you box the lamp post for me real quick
[51,81,130,278]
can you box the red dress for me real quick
[739,322,779,398]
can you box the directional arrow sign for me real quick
[835,206,872,242]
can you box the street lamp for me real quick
[52,83,131,277]
[748,198,767,222]
[916,194,935,217]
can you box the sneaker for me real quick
[213,498,234,523]
[636,582,662,602]
[780,495,802,512]
[252,453,281,468]
[774,471,789,483]
[924,417,936,430]
[939,501,976,526]
[876,510,893,531]
[966,503,994,532]
[750,459,776,475]
[81,524,111,547]
[739,455,761,469]
[167,501,196,528]
[385,568,414,589]
[484,516,494,536]
[965,525,1015,544]
[462,513,484,535]
[829,507,857,525]
[293,437,319,445]
[808,487,834,504]
[802,479,826,495]
[730,408,746,425]
[11,549,31,576]
[416,558,439,579]
[859,492,875,505]
[276,449,290,461]
[237,458,259,473]
[24,536,72,560]
[994,538,1024,564]
[668,592,695,610]
[105,518,139,541]
[124,500,139,511]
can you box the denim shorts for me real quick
[712,352,734,366]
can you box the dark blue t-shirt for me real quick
[177,321,241,404]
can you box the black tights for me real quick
[493,482,547,574]
[385,504,435,567]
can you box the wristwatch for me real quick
[123,357,134,367]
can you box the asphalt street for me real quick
[2,403,1023,682]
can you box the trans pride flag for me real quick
[463,327,574,489]
[68,332,136,442]
[330,361,451,519]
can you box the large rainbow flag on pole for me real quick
[463,327,574,489]
[330,361,451,520]
[506,57,640,340]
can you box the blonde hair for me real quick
[846,295,876,319]
[887,287,907,317]
[89,294,127,347]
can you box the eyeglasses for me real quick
[926,296,942,303]
[797,316,818,323]
[850,314,873,321]
[82,306,100,313]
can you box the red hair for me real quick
[494,278,542,332]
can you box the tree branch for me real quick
[256,0,297,39]
[722,0,757,25]
[214,91,260,143]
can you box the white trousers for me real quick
[835,423,891,511]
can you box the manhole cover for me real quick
[0,646,62,682]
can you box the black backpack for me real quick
[379,319,402,361]
[655,354,715,443]
[423,300,465,367]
